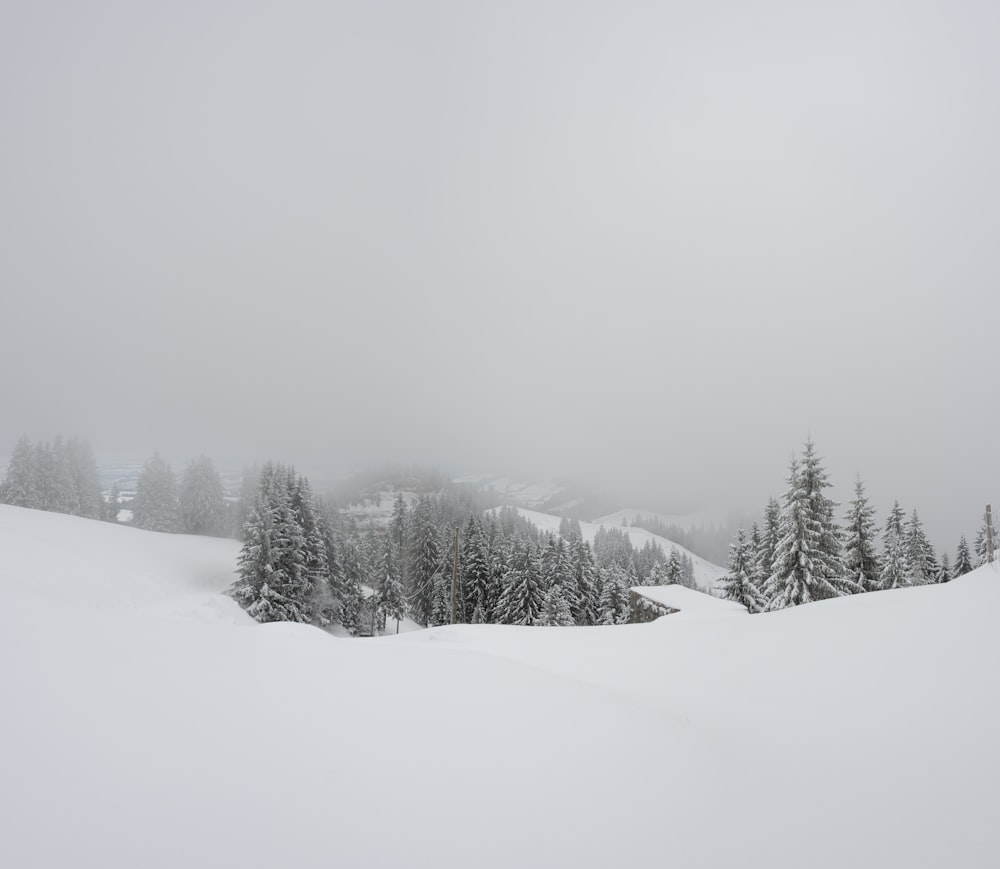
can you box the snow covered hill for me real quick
[594,506,730,532]
[2,504,999,869]
[502,506,728,589]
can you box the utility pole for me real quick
[987,504,995,564]
[451,527,459,624]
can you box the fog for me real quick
[2,2,998,546]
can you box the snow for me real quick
[498,506,728,590]
[2,503,999,869]
[594,506,730,531]
[342,487,417,527]
[630,583,749,617]
[455,473,564,507]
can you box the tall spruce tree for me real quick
[757,497,782,588]
[569,537,599,625]
[179,455,227,536]
[597,565,630,625]
[461,516,491,622]
[407,496,440,626]
[0,436,40,508]
[65,437,103,519]
[496,543,543,626]
[131,452,180,532]
[379,533,405,633]
[843,477,881,592]
[877,502,909,591]
[230,463,312,623]
[904,510,937,585]
[767,443,856,610]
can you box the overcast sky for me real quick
[2,1,998,545]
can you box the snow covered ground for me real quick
[2,504,998,869]
[502,506,728,589]
[630,583,750,618]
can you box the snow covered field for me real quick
[2,504,998,868]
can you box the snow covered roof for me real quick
[630,584,748,617]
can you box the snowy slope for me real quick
[630,583,749,617]
[502,506,728,589]
[454,473,565,507]
[594,506,730,532]
[2,504,999,869]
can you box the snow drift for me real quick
[1,504,998,869]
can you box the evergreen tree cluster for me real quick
[623,513,733,567]
[719,437,985,612]
[233,479,711,634]
[132,451,230,536]
[230,463,367,629]
[2,436,237,538]
[0,435,109,520]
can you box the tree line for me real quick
[0,436,237,538]
[231,465,701,633]
[718,437,993,612]
[0,435,110,520]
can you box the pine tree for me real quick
[496,543,543,626]
[235,466,261,540]
[843,476,881,592]
[747,523,768,600]
[569,537,599,625]
[954,536,974,577]
[35,438,76,514]
[486,534,510,623]
[681,553,696,589]
[937,552,952,584]
[230,463,311,623]
[904,510,937,586]
[597,565,630,625]
[461,516,490,622]
[718,528,766,613]
[379,533,405,633]
[336,517,366,633]
[131,452,180,532]
[65,437,103,518]
[757,497,781,586]
[0,436,40,508]
[407,496,440,626]
[389,492,409,571]
[877,502,909,591]
[974,510,995,566]
[664,547,683,585]
[767,443,856,610]
[537,583,575,626]
[179,455,226,536]
[290,474,330,624]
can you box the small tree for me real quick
[718,528,767,613]
[954,536,974,577]
[937,552,952,584]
